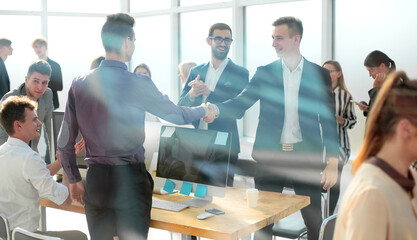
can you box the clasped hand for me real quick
[201,102,219,123]
[189,75,210,100]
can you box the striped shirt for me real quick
[334,86,356,164]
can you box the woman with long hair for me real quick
[357,50,396,117]
[334,71,417,239]
[322,60,356,215]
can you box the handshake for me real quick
[202,102,219,123]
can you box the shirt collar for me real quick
[282,56,304,73]
[369,156,415,193]
[209,58,229,71]
[99,60,128,70]
[7,137,32,149]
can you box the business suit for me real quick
[0,58,10,99]
[0,82,53,153]
[218,58,339,240]
[178,59,249,186]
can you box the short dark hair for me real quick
[364,50,396,72]
[101,13,135,53]
[0,38,12,48]
[208,23,232,37]
[0,96,37,135]
[31,38,48,49]
[27,60,52,78]
[273,16,303,40]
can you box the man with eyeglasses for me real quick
[178,23,249,187]
[204,17,340,240]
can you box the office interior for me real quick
[1,0,416,239]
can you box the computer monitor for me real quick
[52,111,87,168]
[154,125,232,207]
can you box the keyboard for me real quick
[152,198,189,212]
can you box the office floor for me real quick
[44,163,352,240]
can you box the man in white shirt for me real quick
[0,95,87,239]
[207,17,340,240]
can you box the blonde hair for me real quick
[352,71,417,173]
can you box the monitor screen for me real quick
[154,126,231,201]
[52,111,87,168]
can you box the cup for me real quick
[246,188,259,207]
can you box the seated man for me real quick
[0,96,87,240]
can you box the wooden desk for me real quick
[40,187,309,240]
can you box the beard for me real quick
[212,46,229,60]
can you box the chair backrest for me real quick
[318,213,337,240]
[0,212,11,240]
[11,228,62,240]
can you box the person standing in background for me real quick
[32,38,62,164]
[134,63,151,77]
[322,60,357,214]
[32,38,63,110]
[90,56,105,70]
[356,50,396,117]
[0,38,13,99]
[178,61,197,88]
[334,71,417,240]
[178,23,249,187]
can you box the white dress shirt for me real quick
[0,137,68,231]
[198,58,229,129]
[280,57,304,144]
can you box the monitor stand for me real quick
[181,195,213,208]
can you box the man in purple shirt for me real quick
[58,13,209,240]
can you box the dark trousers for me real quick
[84,163,154,240]
[253,145,324,240]
[227,152,239,187]
[328,150,348,215]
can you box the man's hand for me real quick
[321,157,338,190]
[189,75,210,100]
[202,102,219,123]
[69,181,85,205]
[75,138,85,156]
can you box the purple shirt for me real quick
[58,60,205,183]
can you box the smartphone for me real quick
[350,100,367,107]
[205,208,225,215]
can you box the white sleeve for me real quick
[22,152,69,205]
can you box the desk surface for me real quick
[40,187,309,240]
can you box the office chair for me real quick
[272,188,330,240]
[0,212,11,240]
[318,213,337,240]
[11,228,62,240]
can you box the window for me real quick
[48,0,119,13]
[180,8,232,67]
[130,0,171,12]
[48,16,105,110]
[131,15,172,96]
[0,15,42,90]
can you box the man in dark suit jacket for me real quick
[0,38,13,99]
[206,17,340,240]
[178,23,249,187]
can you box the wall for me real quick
[334,0,417,158]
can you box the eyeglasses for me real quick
[209,36,233,45]
[328,70,338,73]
